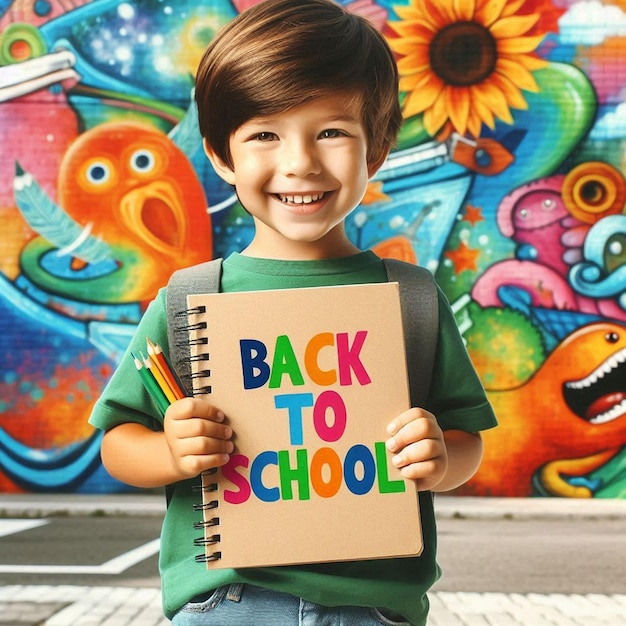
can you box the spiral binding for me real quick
[188,387,220,563]
[167,263,223,566]
[195,551,222,563]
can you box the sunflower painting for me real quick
[388,0,551,139]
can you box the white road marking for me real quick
[0,518,160,574]
[0,519,48,538]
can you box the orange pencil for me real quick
[141,352,178,404]
[146,338,186,400]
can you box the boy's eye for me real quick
[319,129,344,139]
[254,132,277,142]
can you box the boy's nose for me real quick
[279,139,321,177]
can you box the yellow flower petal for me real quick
[468,91,496,131]
[498,34,546,54]
[465,109,484,137]
[500,0,527,18]
[446,85,471,135]
[495,57,540,92]
[399,70,429,93]
[431,0,459,24]
[474,81,514,124]
[397,51,430,73]
[423,91,450,135]
[475,0,508,28]
[489,72,529,110]
[401,71,444,116]
[514,53,549,72]
[490,14,540,39]
[412,0,449,31]
[393,3,422,22]
[391,35,430,58]
[453,0,476,22]
[388,20,435,40]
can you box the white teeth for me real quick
[590,399,626,424]
[565,347,626,390]
[278,193,324,204]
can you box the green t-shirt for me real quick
[89,251,496,625]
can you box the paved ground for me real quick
[1,494,625,625]
[3,584,626,625]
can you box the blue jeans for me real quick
[171,583,414,625]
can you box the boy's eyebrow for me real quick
[243,112,362,126]
[324,113,361,124]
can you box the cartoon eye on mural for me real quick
[0,0,624,497]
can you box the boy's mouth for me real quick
[276,192,326,205]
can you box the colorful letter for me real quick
[222,454,251,504]
[310,447,343,498]
[269,335,305,388]
[278,449,310,501]
[240,339,270,389]
[312,390,347,442]
[304,332,336,386]
[274,392,314,445]
[337,331,371,386]
[343,444,376,495]
[250,451,280,502]
[375,442,406,493]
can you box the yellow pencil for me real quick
[141,352,178,404]
[131,352,169,417]
[146,338,186,400]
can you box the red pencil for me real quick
[146,337,186,400]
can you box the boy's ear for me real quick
[367,149,391,178]
[203,138,236,185]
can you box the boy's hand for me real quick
[386,408,448,492]
[164,397,234,479]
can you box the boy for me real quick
[89,0,497,624]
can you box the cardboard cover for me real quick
[186,282,422,569]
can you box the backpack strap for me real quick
[166,258,223,395]
[382,258,439,407]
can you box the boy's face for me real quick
[205,94,384,259]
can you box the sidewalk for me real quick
[3,492,626,520]
[3,584,626,625]
[1,493,626,625]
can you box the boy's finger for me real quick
[385,415,430,453]
[167,397,227,422]
[386,407,430,436]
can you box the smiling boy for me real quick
[206,93,378,260]
[89,1,496,624]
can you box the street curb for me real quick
[1,493,625,520]
[434,495,626,521]
[0,493,166,518]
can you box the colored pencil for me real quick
[141,353,178,404]
[131,352,169,416]
[146,337,185,400]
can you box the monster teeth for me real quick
[565,347,626,389]
[590,399,626,424]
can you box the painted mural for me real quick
[0,0,624,497]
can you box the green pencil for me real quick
[132,351,170,416]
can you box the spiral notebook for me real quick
[184,282,422,569]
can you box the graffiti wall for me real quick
[0,0,624,497]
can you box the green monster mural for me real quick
[0,0,624,497]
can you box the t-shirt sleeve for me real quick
[88,289,170,433]
[427,286,497,433]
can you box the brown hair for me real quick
[195,0,402,169]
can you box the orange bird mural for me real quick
[462,322,626,498]
[16,121,212,306]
